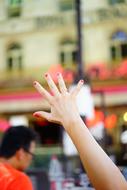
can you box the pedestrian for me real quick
[33,73,127,190]
[0,125,37,190]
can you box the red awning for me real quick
[92,85,127,94]
[0,91,42,102]
[0,84,127,102]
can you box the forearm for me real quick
[64,117,127,190]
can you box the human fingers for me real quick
[71,80,84,97]
[57,73,68,94]
[33,81,52,104]
[45,73,60,96]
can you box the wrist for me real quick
[62,114,83,132]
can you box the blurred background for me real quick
[0,0,127,189]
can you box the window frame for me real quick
[59,0,75,11]
[7,0,22,18]
[108,0,125,5]
[6,43,23,72]
[59,39,77,66]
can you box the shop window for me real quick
[59,0,75,11]
[6,43,23,71]
[59,39,77,66]
[8,0,22,17]
[110,30,127,61]
[33,120,62,145]
[108,0,125,5]
[110,44,127,60]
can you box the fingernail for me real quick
[33,81,37,85]
[57,72,60,76]
[45,73,48,77]
[33,113,41,118]
[80,80,84,84]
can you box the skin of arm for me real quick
[33,73,127,190]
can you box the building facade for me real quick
[0,1,127,153]
[0,0,127,111]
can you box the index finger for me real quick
[33,81,52,104]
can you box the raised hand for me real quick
[33,73,127,190]
[33,73,84,128]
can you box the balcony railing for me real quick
[35,11,75,29]
[2,4,127,34]
[0,11,75,35]
[83,4,127,24]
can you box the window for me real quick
[9,0,22,6]
[60,39,77,66]
[8,0,22,17]
[108,0,125,5]
[59,0,75,11]
[7,43,23,71]
[110,31,127,61]
[121,44,127,57]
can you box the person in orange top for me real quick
[0,126,37,190]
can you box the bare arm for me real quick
[33,73,127,190]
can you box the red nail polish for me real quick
[80,80,84,84]
[33,113,40,118]
[33,81,37,85]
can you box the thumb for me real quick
[33,111,52,122]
